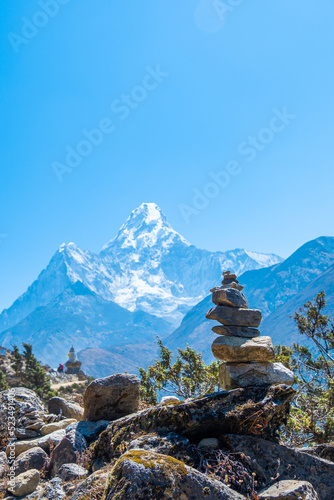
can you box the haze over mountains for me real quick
[0,203,282,375]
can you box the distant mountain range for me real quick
[166,236,334,364]
[0,203,282,374]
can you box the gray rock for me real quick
[83,373,140,422]
[43,477,66,499]
[160,396,180,405]
[65,420,110,443]
[15,428,39,440]
[38,429,66,453]
[0,451,7,478]
[212,325,260,338]
[7,469,40,497]
[69,467,111,500]
[221,434,334,500]
[258,480,319,499]
[212,287,248,309]
[93,385,295,463]
[206,306,262,327]
[40,419,77,436]
[58,463,88,482]
[297,443,334,463]
[219,362,295,390]
[212,336,274,362]
[104,450,246,499]
[48,397,84,421]
[13,446,49,475]
[50,429,87,476]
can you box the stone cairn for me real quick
[206,271,294,390]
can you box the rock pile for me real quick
[207,271,295,390]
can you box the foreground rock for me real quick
[7,469,40,497]
[13,446,49,475]
[65,420,110,443]
[48,397,84,421]
[258,480,319,499]
[212,336,274,362]
[94,385,295,463]
[221,434,334,500]
[0,451,7,478]
[211,287,248,309]
[219,362,295,390]
[40,418,77,436]
[206,306,262,327]
[58,463,88,481]
[104,450,246,499]
[83,373,140,422]
[50,429,87,476]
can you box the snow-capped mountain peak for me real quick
[102,202,190,252]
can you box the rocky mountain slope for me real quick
[0,203,281,373]
[166,236,334,362]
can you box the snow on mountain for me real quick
[0,202,282,335]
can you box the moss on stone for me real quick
[118,450,188,477]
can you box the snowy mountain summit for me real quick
[0,203,283,337]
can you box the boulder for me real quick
[83,373,140,422]
[212,325,260,338]
[7,438,40,458]
[15,428,39,440]
[65,420,110,443]
[104,450,246,499]
[220,434,334,500]
[7,469,40,497]
[50,429,87,476]
[206,306,262,327]
[219,362,295,390]
[258,480,319,499]
[212,336,274,362]
[93,385,295,463]
[43,477,65,499]
[40,419,77,436]
[48,397,84,421]
[38,429,66,453]
[69,466,112,500]
[13,446,49,475]
[212,288,248,309]
[0,451,7,478]
[160,396,180,405]
[58,463,88,481]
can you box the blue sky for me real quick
[1,0,334,312]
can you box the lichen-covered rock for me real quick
[70,466,112,500]
[258,480,319,499]
[83,373,140,422]
[7,469,40,497]
[212,336,274,362]
[296,443,334,463]
[104,450,246,499]
[48,397,84,421]
[58,463,88,481]
[220,434,334,500]
[13,446,49,475]
[93,385,295,463]
[50,429,87,476]
[128,432,200,468]
[219,362,294,390]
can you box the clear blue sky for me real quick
[1,0,334,312]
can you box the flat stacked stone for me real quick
[206,270,294,390]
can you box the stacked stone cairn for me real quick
[206,271,295,390]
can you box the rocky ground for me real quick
[0,375,333,499]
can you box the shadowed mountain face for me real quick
[0,203,282,375]
[165,237,334,362]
